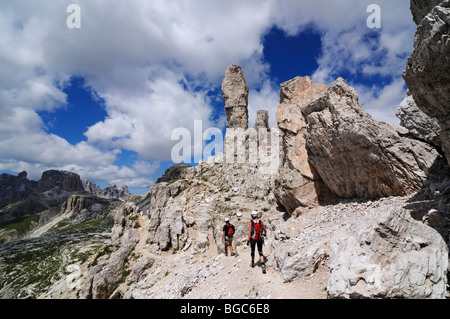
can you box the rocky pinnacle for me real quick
[222,65,249,129]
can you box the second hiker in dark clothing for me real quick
[222,218,235,256]
[246,211,267,273]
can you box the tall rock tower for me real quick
[222,65,249,129]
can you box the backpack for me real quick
[226,223,234,237]
[251,220,263,241]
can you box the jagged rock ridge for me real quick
[0,170,131,226]
[82,180,131,201]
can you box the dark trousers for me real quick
[250,239,263,257]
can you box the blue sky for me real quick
[0,1,416,195]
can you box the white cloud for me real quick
[276,0,415,124]
[0,0,417,187]
[353,77,407,125]
[84,68,217,161]
[248,79,280,128]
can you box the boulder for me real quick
[327,206,448,299]
[274,168,325,214]
[303,77,440,199]
[274,76,330,213]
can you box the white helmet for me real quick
[224,217,230,222]
[251,211,259,217]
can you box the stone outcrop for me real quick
[303,77,439,199]
[147,181,189,251]
[37,170,83,193]
[274,76,331,214]
[403,0,450,165]
[155,163,192,183]
[396,91,442,149]
[327,205,448,299]
[220,65,281,180]
[80,201,140,299]
[222,65,249,129]
[0,171,37,209]
[90,227,139,299]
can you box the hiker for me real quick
[222,217,235,256]
[246,210,267,274]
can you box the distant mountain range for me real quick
[0,169,131,223]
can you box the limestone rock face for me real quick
[37,170,83,193]
[222,65,249,129]
[410,0,443,24]
[81,201,140,299]
[396,92,442,149]
[91,227,139,299]
[403,0,450,165]
[274,76,330,214]
[327,206,448,299]
[303,78,439,199]
[147,181,189,251]
[59,193,110,216]
[276,76,328,136]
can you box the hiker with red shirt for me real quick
[222,218,235,256]
[246,211,267,274]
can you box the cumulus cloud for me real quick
[353,78,407,125]
[0,0,416,189]
[272,0,415,124]
[248,78,280,128]
[271,0,415,85]
[84,68,217,160]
